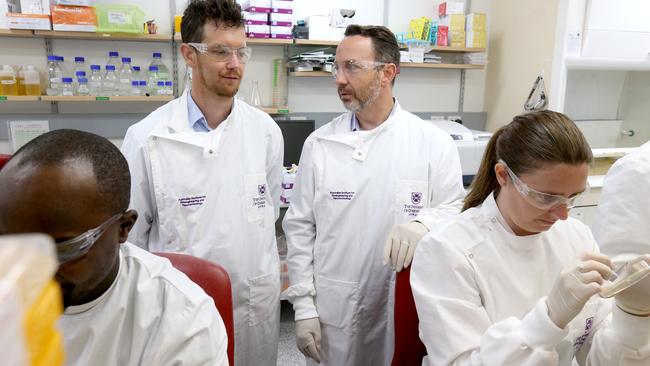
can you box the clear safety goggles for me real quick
[331,59,387,79]
[56,213,123,264]
[499,159,589,210]
[187,42,252,63]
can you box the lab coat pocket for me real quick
[395,180,429,222]
[248,272,280,327]
[242,174,269,224]
[316,275,360,335]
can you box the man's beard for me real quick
[341,74,382,112]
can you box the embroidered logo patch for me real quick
[258,184,267,196]
[411,192,423,205]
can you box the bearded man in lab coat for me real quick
[0,129,228,366]
[282,24,466,365]
[120,1,284,365]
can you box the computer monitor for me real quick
[274,119,315,167]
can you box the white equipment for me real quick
[430,120,491,183]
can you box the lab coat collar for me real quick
[318,100,404,148]
[481,191,545,244]
[63,248,124,315]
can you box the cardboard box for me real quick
[438,1,464,17]
[240,0,271,13]
[271,0,292,13]
[450,30,465,47]
[269,12,291,26]
[52,5,96,32]
[7,12,50,29]
[52,0,92,5]
[466,13,486,31]
[0,0,22,28]
[440,14,464,32]
[19,0,49,14]
[246,23,270,38]
[270,24,291,34]
[243,11,268,25]
[466,30,486,48]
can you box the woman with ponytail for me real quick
[410,110,650,365]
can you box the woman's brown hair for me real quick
[463,110,593,211]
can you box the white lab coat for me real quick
[283,101,465,366]
[59,243,228,366]
[121,91,283,366]
[411,192,650,365]
[594,141,650,263]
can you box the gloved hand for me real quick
[383,221,429,272]
[295,317,322,363]
[546,252,614,329]
[615,255,650,316]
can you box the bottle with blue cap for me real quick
[131,80,141,96]
[103,65,118,96]
[164,81,174,96]
[46,55,63,96]
[131,65,142,82]
[74,57,87,77]
[60,77,74,96]
[88,65,103,96]
[118,57,133,96]
[77,78,89,96]
[105,51,119,77]
[149,52,170,81]
[147,65,159,96]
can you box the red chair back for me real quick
[392,267,427,366]
[155,252,234,366]
[0,154,11,170]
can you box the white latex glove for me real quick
[295,317,322,363]
[383,221,429,272]
[547,252,614,329]
[615,255,650,316]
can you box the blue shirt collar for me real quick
[187,91,211,132]
[351,98,398,131]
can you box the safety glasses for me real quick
[499,159,588,210]
[56,213,123,264]
[187,42,252,63]
[331,59,387,79]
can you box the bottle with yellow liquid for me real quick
[17,66,42,96]
[0,64,18,96]
[0,234,65,366]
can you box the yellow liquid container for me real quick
[0,65,18,96]
[20,66,42,96]
[0,234,65,366]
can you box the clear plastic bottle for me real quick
[18,65,41,96]
[15,66,25,95]
[139,80,147,95]
[76,77,89,96]
[118,57,133,96]
[73,56,87,76]
[105,51,119,76]
[147,65,159,95]
[156,81,165,96]
[102,65,118,96]
[60,77,74,96]
[46,55,62,96]
[250,80,262,107]
[0,65,17,96]
[88,65,102,96]
[75,70,86,90]
[130,80,141,96]
[57,56,68,78]
[150,52,170,81]
[164,81,173,96]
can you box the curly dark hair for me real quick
[181,0,245,43]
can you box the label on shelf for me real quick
[0,96,7,101]
[95,96,110,101]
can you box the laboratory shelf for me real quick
[0,29,33,37]
[293,39,340,46]
[289,71,332,77]
[260,107,290,114]
[0,95,40,101]
[428,46,486,53]
[247,38,293,45]
[34,30,172,42]
[565,56,650,71]
[40,95,174,102]
[401,63,485,70]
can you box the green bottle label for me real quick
[95,97,110,101]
